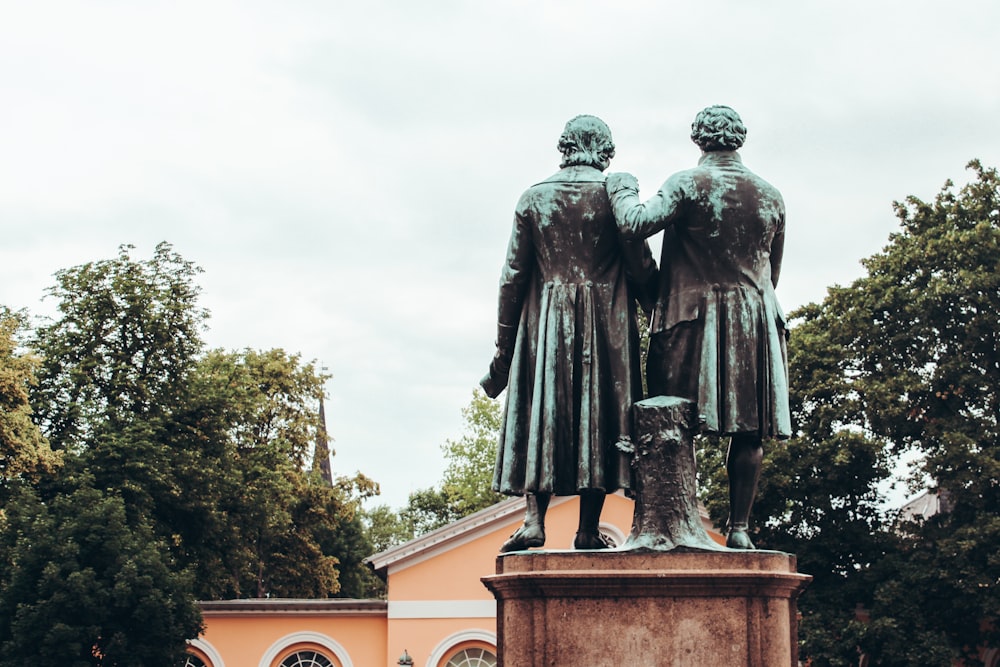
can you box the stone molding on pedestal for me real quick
[483,550,812,667]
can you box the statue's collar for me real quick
[698,151,742,166]
[541,165,607,184]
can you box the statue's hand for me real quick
[480,365,508,399]
[482,323,516,398]
[606,172,639,196]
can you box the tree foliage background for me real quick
[0,307,59,500]
[362,388,504,556]
[700,162,1000,666]
[0,243,380,664]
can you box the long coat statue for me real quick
[607,105,790,549]
[482,115,657,552]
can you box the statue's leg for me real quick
[574,490,611,549]
[726,433,763,549]
[499,493,550,552]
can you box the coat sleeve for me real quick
[481,201,534,398]
[769,195,786,288]
[496,202,534,340]
[607,171,689,241]
[621,237,659,316]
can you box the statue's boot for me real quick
[573,531,614,549]
[726,434,762,550]
[726,523,756,549]
[500,526,545,552]
[499,493,549,552]
[573,490,611,550]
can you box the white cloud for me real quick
[1,0,999,507]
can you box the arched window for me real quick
[185,639,223,667]
[428,631,497,667]
[279,651,335,667]
[261,632,350,667]
[444,647,496,667]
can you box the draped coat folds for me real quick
[608,151,791,439]
[491,165,657,497]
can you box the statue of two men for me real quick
[483,106,790,551]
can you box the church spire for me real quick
[311,395,334,485]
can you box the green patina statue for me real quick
[481,115,658,552]
[606,105,791,549]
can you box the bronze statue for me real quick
[607,105,791,549]
[482,115,657,552]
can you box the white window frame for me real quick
[259,631,353,667]
[426,629,497,667]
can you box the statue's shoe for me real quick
[573,531,613,550]
[726,528,756,550]
[499,526,545,552]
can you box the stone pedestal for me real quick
[482,550,811,667]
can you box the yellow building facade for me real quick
[188,494,723,667]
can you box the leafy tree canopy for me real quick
[0,485,201,666]
[699,162,1000,665]
[0,307,59,499]
[186,347,379,599]
[363,388,504,552]
[31,243,206,452]
[0,243,383,660]
[439,389,505,517]
[846,161,1000,665]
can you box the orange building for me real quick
[188,493,722,667]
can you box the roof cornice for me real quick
[199,599,387,616]
[365,496,576,574]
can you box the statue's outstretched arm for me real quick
[607,172,685,240]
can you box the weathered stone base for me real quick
[482,550,811,667]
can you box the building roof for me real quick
[899,489,949,522]
[199,598,387,616]
[365,495,578,575]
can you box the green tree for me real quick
[1,243,388,665]
[315,474,384,599]
[400,487,464,536]
[27,242,219,583]
[0,485,202,666]
[31,243,206,453]
[848,161,1000,666]
[182,348,378,599]
[362,504,413,555]
[369,388,504,548]
[7,244,211,661]
[357,504,409,599]
[362,388,505,559]
[24,245,379,604]
[439,389,505,516]
[0,307,59,500]
[699,299,896,665]
[704,162,1000,665]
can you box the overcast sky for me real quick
[2,1,998,508]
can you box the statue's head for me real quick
[558,115,615,170]
[690,105,747,152]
